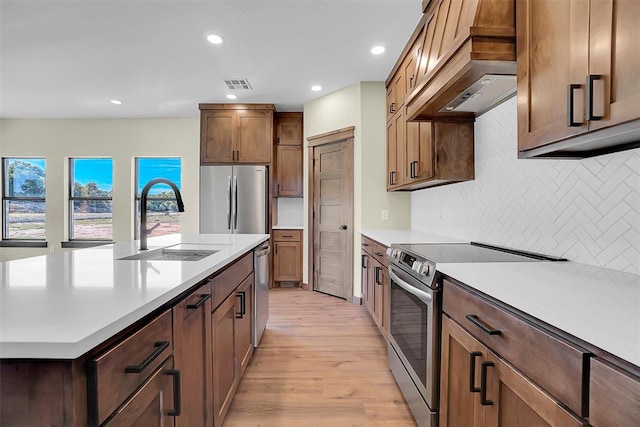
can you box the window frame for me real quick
[1,157,47,244]
[68,157,114,241]
[134,157,182,239]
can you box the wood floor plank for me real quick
[224,288,416,426]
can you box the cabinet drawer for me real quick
[372,242,388,267]
[211,252,253,310]
[273,229,301,242]
[361,236,374,253]
[589,358,640,426]
[88,310,173,426]
[443,280,589,417]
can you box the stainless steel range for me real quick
[385,242,564,427]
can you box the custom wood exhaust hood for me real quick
[403,0,517,122]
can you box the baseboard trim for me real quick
[352,296,362,305]
[301,282,310,290]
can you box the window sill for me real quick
[0,240,48,248]
[61,241,113,249]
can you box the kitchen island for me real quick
[0,233,269,426]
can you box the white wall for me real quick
[411,97,640,275]
[0,118,200,261]
[303,82,410,297]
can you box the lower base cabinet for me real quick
[104,357,178,427]
[361,236,390,341]
[440,316,585,427]
[173,282,213,427]
[235,274,254,379]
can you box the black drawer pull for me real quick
[361,254,368,269]
[124,341,169,374]
[375,266,382,285]
[374,252,384,257]
[166,369,182,416]
[282,235,293,238]
[186,294,211,310]
[469,351,482,393]
[480,361,494,406]
[235,292,246,318]
[466,315,502,335]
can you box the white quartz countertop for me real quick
[272,225,303,230]
[0,233,269,359]
[437,262,640,367]
[361,229,466,247]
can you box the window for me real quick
[69,158,113,240]
[135,158,182,239]
[2,158,46,240]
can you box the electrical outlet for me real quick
[381,210,389,220]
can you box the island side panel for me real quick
[1,359,88,427]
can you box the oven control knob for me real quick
[412,261,422,273]
[386,247,394,258]
[419,264,430,276]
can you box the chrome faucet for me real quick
[140,178,184,250]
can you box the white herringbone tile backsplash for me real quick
[276,197,304,226]
[411,97,640,274]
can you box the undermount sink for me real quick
[118,248,219,261]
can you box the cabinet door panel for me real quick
[440,316,485,427]
[276,146,303,197]
[589,358,640,427]
[517,0,590,151]
[485,352,586,427]
[372,259,384,330]
[386,111,405,189]
[277,115,303,145]
[104,357,175,427]
[212,294,238,426]
[173,284,212,427]
[361,250,370,309]
[235,274,254,378]
[236,110,272,163]
[588,0,640,131]
[274,241,301,281]
[405,121,434,183]
[201,110,235,163]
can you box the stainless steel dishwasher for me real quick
[253,242,270,346]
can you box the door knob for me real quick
[340,225,347,230]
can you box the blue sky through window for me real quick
[137,158,181,195]
[73,158,113,192]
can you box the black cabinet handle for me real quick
[586,74,603,121]
[466,315,502,335]
[362,254,368,269]
[235,291,246,318]
[166,369,182,416]
[410,160,418,179]
[186,294,211,310]
[375,266,382,285]
[389,171,396,186]
[469,351,482,393]
[389,103,396,114]
[124,341,170,374]
[567,83,583,127]
[276,184,280,196]
[480,361,494,406]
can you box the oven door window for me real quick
[390,280,428,390]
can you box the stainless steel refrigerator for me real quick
[200,165,269,346]
[199,165,268,234]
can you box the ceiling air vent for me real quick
[224,79,252,90]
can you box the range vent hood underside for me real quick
[440,74,516,115]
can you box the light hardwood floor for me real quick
[224,288,416,426]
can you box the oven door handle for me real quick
[388,267,432,304]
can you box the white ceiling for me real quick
[0,0,421,119]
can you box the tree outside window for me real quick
[2,158,46,240]
[69,158,113,240]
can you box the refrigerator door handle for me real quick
[227,176,232,230]
[233,175,239,230]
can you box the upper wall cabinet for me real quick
[517,0,640,158]
[199,104,275,164]
[275,112,303,197]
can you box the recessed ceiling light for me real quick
[110,99,122,105]
[226,94,238,100]
[371,46,386,55]
[311,85,322,92]
[207,34,224,45]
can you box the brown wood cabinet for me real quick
[235,273,254,379]
[212,289,239,427]
[440,315,586,427]
[517,0,640,158]
[360,235,390,340]
[104,357,178,427]
[273,229,302,285]
[200,104,275,164]
[173,282,213,427]
[275,112,303,197]
[589,357,640,426]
